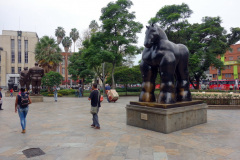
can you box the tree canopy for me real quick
[98,0,143,88]
[41,71,63,92]
[68,51,94,94]
[34,36,62,73]
[149,3,240,89]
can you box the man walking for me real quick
[0,87,3,110]
[15,88,32,133]
[53,85,58,102]
[79,85,83,98]
[88,83,101,129]
[105,84,111,102]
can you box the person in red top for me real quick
[10,88,13,98]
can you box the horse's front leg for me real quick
[139,60,158,102]
[158,52,176,104]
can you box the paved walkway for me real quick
[0,95,240,160]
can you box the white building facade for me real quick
[0,30,38,88]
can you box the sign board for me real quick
[224,61,240,65]
[141,113,148,120]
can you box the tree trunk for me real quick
[48,86,51,93]
[196,77,200,90]
[111,62,116,89]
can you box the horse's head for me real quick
[144,24,158,48]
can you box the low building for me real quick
[210,44,240,80]
[0,30,38,88]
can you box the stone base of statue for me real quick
[126,100,207,134]
[5,91,19,97]
[30,94,44,102]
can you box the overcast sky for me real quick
[1,0,239,65]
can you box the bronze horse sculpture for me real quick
[139,24,192,104]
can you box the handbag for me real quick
[90,90,100,114]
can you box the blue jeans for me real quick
[18,106,28,130]
[92,107,100,127]
[10,93,13,97]
[54,93,57,101]
[79,91,82,97]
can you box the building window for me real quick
[229,57,233,60]
[225,65,231,69]
[25,40,28,63]
[229,48,233,53]
[11,67,15,74]
[213,74,217,78]
[211,66,215,70]
[18,67,21,74]
[225,74,232,78]
[238,48,240,52]
[62,68,65,74]
[11,39,15,63]
[18,39,21,63]
[237,56,240,60]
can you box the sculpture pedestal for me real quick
[30,95,44,102]
[126,100,207,134]
[5,91,19,97]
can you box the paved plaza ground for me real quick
[0,93,240,160]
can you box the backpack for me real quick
[19,94,29,108]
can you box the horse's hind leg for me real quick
[139,60,157,102]
[175,50,192,101]
[158,51,176,104]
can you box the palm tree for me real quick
[34,36,62,73]
[55,27,65,44]
[70,28,79,52]
[62,37,72,53]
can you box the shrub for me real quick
[41,92,48,96]
[48,93,62,97]
[40,89,48,92]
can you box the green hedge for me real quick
[115,87,141,92]
[190,89,234,93]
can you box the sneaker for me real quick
[21,129,26,133]
[91,124,95,128]
[95,126,100,129]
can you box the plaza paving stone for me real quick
[0,93,240,160]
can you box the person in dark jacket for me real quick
[0,87,3,110]
[15,88,32,133]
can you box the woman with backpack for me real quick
[15,88,32,133]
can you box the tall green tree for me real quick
[114,67,141,95]
[68,51,94,95]
[34,36,62,73]
[89,20,99,32]
[41,71,63,92]
[55,27,66,44]
[149,4,240,89]
[62,37,72,53]
[99,0,143,88]
[70,28,79,52]
[149,3,193,44]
